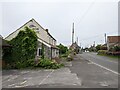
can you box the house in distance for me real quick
[107,36,120,51]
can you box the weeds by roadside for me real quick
[3,58,64,70]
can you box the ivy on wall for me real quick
[41,43,44,59]
[3,27,38,66]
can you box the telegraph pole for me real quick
[94,41,95,47]
[80,43,81,47]
[104,33,107,44]
[76,37,78,45]
[72,23,74,44]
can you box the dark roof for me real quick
[47,31,56,41]
[69,42,80,49]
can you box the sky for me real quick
[0,0,119,48]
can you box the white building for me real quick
[5,18,59,59]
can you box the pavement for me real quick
[2,68,82,88]
[2,52,118,88]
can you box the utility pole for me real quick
[93,41,95,52]
[72,23,74,44]
[104,33,107,44]
[80,43,81,47]
[93,41,95,47]
[76,37,78,45]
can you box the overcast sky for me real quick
[1,0,119,47]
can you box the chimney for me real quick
[46,29,48,32]
[72,23,74,44]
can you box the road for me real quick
[80,52,118,74]
[69,53,118,88]
[2,52,118,88]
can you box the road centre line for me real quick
[88,60,120,75]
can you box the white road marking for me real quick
[20,80,27,84]
[21,71,29,74]
[88,60,120,75]
[14,84,28,88]
[75,74,82,86]
[8,83,16,87]
[99,81,109,87]
[39,70,54,85]
[87,53,118,64]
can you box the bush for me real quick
[110,46,120,52]
[4,59,35,69]
[57,44,68,55]
[35,58,64,69]
[100,46,107,50]
[4,58,64,69]
[96,44,102,51]
[107,51,120,56]
[14,61,27,69]
[97,50,107,55]
[61,54,68,57]
[67,54,73,61]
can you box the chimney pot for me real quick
[46,29,48,32]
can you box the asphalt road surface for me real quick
[2,53,118,88]
[69,53,118,88]
[80,52,118,74]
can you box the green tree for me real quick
[96,44,102,51]
[57,44,68,55]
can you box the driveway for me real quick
[2,68,81,88]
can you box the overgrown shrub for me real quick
[60,54,68,57]
[100,46,107,50]
[4,58,64,69]
[57,44,68,55]
[67,54,73,61]
[97,50,107,55]
[95,44,102,51]
[3,27,37,68]
[4,59,35,69]
[107,51,120,56]
[35,58,64,69]
[109,46,120,52]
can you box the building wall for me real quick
[5,19,56,47]
[107,36,120,50]
[5,19,59,59]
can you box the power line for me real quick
[79,30,118,41]
[75,0,96,30]
[74,0,96,38]
[77,0,96,25]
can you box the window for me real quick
[37,48,42,56]
[29,24,36,28]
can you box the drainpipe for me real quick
[51,47,52,60]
